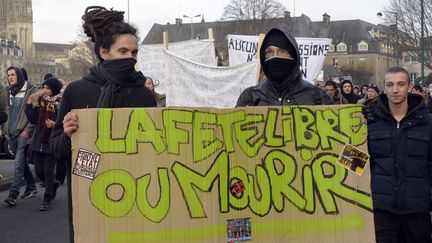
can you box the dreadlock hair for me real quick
[82,6,139,62]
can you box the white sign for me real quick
[227,35,260,67]
[228,35,332,83]
[138,39,217,86]
[164,50,260,108]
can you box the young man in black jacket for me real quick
[368,67,432,242]
[236,28,332,106]
[50,6,156,242]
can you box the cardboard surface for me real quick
[71,105,373,243]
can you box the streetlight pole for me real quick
[183,14,201,40]
[420,0,425,80]
[127,0,130,23]
[377,11,399,66]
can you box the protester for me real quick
[368,67,432,242]
[3,66,38,206]
[340,80,360,104]
[25,77,63,211]
[411,84,423,95]
[353,85,360,96]
[236,28,332,106]
[49,6,156,241]
[427,83,432,113]
[145,77,166,107]
[360,84,368,99]
[324,80,347,104]
[358,83,379,104]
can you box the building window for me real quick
[358,41,368,51]
[333,58,339,67]
[328,44,334,52]
[410,73,417,81]
[359,57,367,64]
[337,42,347,52]
[349,57,355,65]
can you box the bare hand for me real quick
[20,130,30,139]
[45,119,55,128]
[4,133,10,141]
[27,93,39,104]
[63,112,78,137]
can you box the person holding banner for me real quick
[236,28,332,107]
[49,6,156,242]
[368,67,432,242]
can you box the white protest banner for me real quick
[228,35,260,66]
[138,39,217,85]
[297,37,332,83]
[164,50,259,108]
[227,35,332,83]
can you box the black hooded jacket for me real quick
[236,28,332,106]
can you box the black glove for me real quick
[362,100,377,123]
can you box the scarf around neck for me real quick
[93,58,145,108]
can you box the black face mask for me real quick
[264,57,297,83]
[101,58,139,84]
[103,58,136,72]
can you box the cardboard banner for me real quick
[71,105,374,243]
[163,51,260,107]
[228,35,332,83]
[138,39,217,86]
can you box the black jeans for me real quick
[374,210,432,243]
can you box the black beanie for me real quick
[263,30,295,58]
[44,73,53,80]
[42,77,63,96]
[367,83,380,94]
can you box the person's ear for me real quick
[99,47,109,60]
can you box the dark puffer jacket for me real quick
[236,28,332,106]
[368,93,432,215]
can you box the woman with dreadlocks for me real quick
[49,6,156,242]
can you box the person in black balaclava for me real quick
[236,28,332,106]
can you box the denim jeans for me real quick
[9,135,35,197]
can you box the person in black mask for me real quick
[236,28,332,106]
[49,6,156,242]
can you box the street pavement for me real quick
[0,158,69,243]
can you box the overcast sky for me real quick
[32,0,391,44]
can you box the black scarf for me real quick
[92,58,145,108]
[8,67,26,96]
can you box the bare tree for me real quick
[221,0,285,21]
[385,0,432,70]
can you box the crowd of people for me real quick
[1,5,432,243]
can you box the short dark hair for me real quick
[412,84,423,93]
[385,66,411,83]
[325,80,337,89]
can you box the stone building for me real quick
[0,0,86,85]
[143,12,401,85]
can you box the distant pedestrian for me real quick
[25,77,63,211]
[3,66,38,206]
[324,80,347,104]
[145,77,166,107]
[340,80,360,104]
